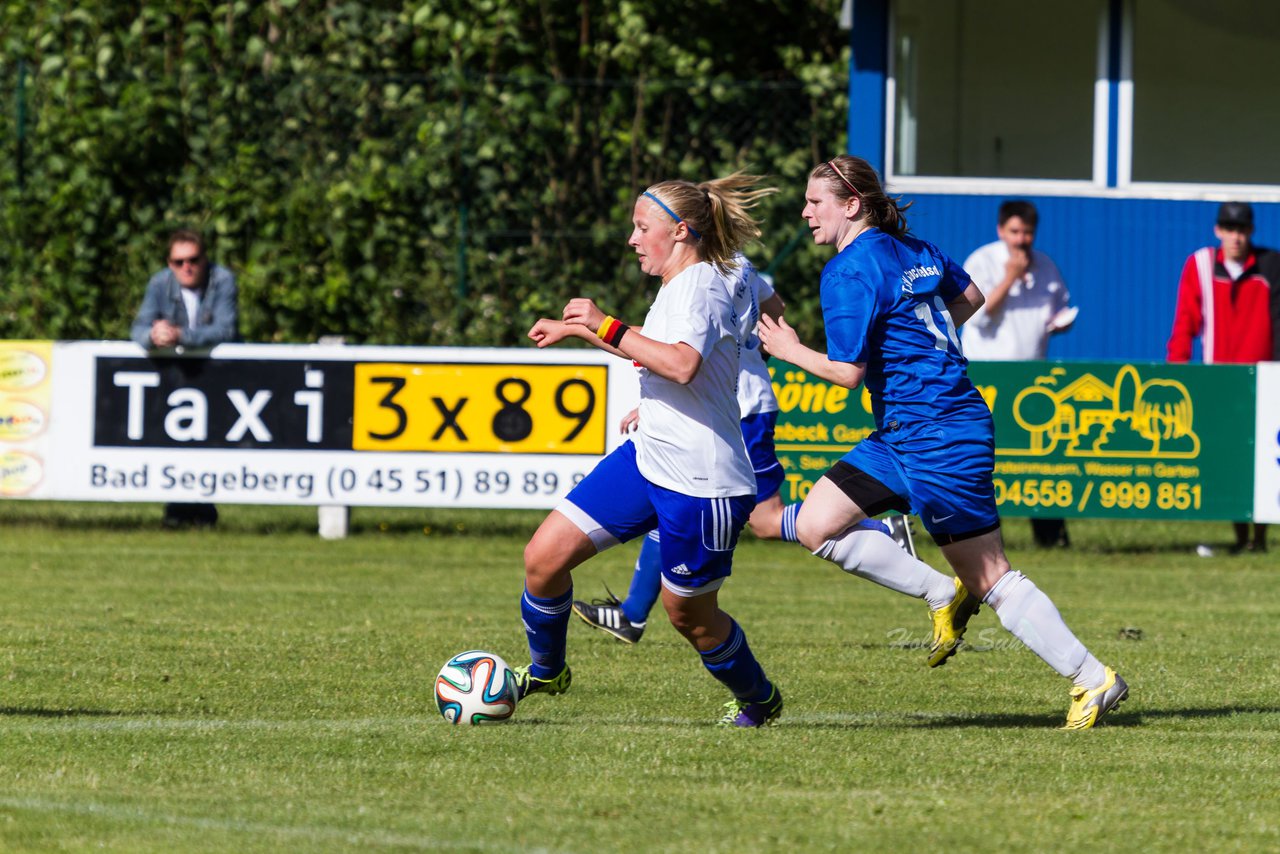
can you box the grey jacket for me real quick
[130,263,239,350]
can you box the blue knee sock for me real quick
[698,618,771,702]
[521,586,573,679]
[780,504,801,543]
[622,531,662,625]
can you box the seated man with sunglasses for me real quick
[131,228,239,352]
[131,228,240,528]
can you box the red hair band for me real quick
[826,160,860,198]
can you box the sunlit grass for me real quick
[0,503,1277,851]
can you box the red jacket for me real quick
[1167,246,1274,363]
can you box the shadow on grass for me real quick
[1067,542,1262,557]
[1121,705,1280,723]
[808,712,1062,730]
[0,503,543,539]
[805,704,1280,731]
[0,514,158,533]
[0,706,133,718]
[343,513,540,539]
[507,704,1280,731]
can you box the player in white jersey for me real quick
[642,253,787,533]
[518,173,785,727]
[729,255,789,535]
[571,255,782,643]
[574,254,916,644]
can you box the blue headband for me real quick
[643,191,701,240]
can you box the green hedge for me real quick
[0,1,848,346]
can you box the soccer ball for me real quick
[435,650,518,725]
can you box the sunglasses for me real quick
[169,255,204,268]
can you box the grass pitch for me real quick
[1,501,1278,852]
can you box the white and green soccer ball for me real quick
[435,650,518,725]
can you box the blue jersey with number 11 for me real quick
[821,228,989,428]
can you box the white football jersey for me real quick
[726,254,779,418]
[634,262,756,498]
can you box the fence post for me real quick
[317,335,350,539]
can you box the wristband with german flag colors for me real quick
[596,315,630,348]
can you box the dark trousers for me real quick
[1031,517,1069,548]
[163,502,219,527]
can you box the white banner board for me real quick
[1254,361,1280,524]
[1,341,639,509]
[4,340,1278,521]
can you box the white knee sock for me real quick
[985,570,1106,689]
[813,525,956,610]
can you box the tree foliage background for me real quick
[0,1,849,346]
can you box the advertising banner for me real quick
[0,341,54,498]
[39,341,638,509]
[1254,362,1280,524]
[1,341,1268,521]
[771,360,1257,521]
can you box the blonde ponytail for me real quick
[641,172,777,272]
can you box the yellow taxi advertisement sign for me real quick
[353,362,608,454]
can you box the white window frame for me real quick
[883,0,1280,203]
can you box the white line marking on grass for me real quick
[0,716,442,734]
[6,708,1132,732]
[0,795,561,853]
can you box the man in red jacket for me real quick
[1168,201,1272,553]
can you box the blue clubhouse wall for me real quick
[903,194,1280,362]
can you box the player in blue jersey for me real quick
[519,173,784,727]
[757,155,1127,729]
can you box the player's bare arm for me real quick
[760,292,785,323]
[756,292,787,359]
[756,313,865,389]
[557,297,703,384]
[527,317,579,348]
[946,282,986,327]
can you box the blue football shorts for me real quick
[837,416,1000,543]
[740,410,784,505]
[558,440,754,596]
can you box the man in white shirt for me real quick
[962,200,1073,360]
[962,200,1074,547]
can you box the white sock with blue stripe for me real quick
[780,504,801,542]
